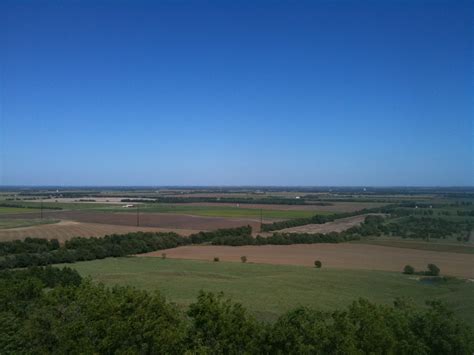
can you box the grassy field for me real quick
[0,206,41,214]
[353,238,474,254]
[0,218,59,229]
[67,257,474,326]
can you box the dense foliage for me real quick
[1,267,472,354]
[0,232,189,270]
[0,237,60,256]
[382,216,473,240]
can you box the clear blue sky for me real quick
[1,0,472,186]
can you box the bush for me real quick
[161,253,167,259]
[241,256,247,263]
[403,265,415,275]
[314,260,322,268]
[213,257,220,262]
[427,263,440,276]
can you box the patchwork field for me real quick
[0,211,266,231]
[0,218,59,230]
[67,257,474,326]
[172,201,387,213]
[140,243,474,279]
[0,220,198,242]
[267,214,380,235]
[353,238,474,254]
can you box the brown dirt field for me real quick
[0,211,263,231]
[0,220,198,242]
[180,201,386,213]
[271,214,383,234]
[139,244,474,279]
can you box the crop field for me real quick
[0,210,270,232]
[140,243,474,279]
[352,238,474,254]
[97,204,333,219]
[67,257,474,326]
[266,214,379,235]
[153,201,388,213]
[0,218,59,230]
[0,220,198,242]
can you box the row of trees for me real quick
[0,202,62,210]
[0,232,189,270]
[1,267,472,354]
[0,226,255,269]
[383,216,473,240]
[121,197,333,206]
[0,237,60,256]
[0,217,388,268]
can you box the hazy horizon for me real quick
[1,0,472,186]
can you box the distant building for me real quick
[295,196,301,199]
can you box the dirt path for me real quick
[139,243,474,279]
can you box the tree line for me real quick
[0,267,472,354]
[121,197,333,206]
[0,202,62,210]
[0,217,384,269]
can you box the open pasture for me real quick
[140,243,474,279]
[67,257,474,325]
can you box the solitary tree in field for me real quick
[427,263,440,276]
[314,260,322,268]
[241,256,247,263]
[403,265,415,275]
[214,257,220,262]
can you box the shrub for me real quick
[213,257,220,262]
[427,263,440,276]
[161,253,166,259]
[314,260,322,268]
[403,265,415,275]
[241,256,247,263]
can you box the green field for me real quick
[67,257,474,326]
[0,206,41,214]
[0,218,59,229]
[95,204,330,219]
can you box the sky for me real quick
[0,0,472,186]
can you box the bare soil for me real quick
[0,220,198,242]
[139,244,474,279]
[0,211,263,231]
[270,214,382,234]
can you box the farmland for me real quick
[67,257,474,326]
[0,220,198,242]
[140,243,474,279]
[0,218,59,230]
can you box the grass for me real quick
[353,238,474,254]
[0,218,59,229]
[66,257,474,326]
[0,206,41,214]
[94,204,332,219]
